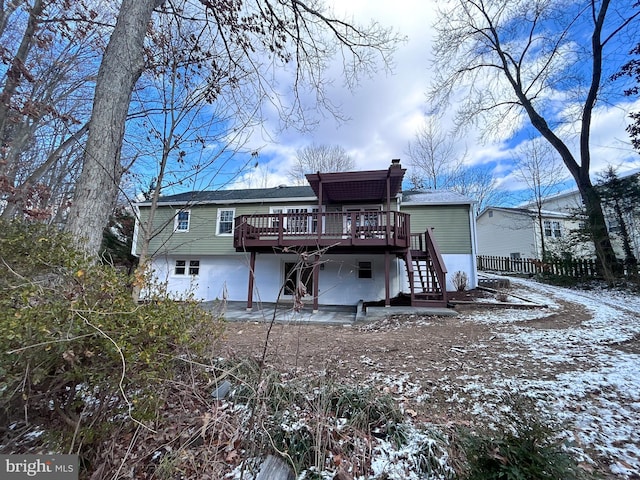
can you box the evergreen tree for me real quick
[597,167,640,276]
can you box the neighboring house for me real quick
[533,185,640,261]
[133,160,478,310]
[476,207,582,260]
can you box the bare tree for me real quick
[452,164,504,214]
[615,18,640,151]
[129,8,260,301]
[0,0,104,220]
[429,0,639,279]
[288,143,354,185]
[66,0,400,256]
[512,138,567,258]
[406,115,466,190]
[65,0,163,255]
[406,116,503,211]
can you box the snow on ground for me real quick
[463,276,640,478]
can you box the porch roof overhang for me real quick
[305,161,406,204]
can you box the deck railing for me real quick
[234,211,410,249]
[409,228,448,300]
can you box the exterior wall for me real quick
[539,191,584,213]
[148,252,402,305]
[477,209,591,260]
[400,203,477,290]
[477,210,537,258]
[139,197,476,301]
[138,201,320,257]
[400,204,473,254]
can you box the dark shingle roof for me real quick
[142,186,316,205]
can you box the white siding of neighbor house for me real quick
[538,191,584,213]
[477,210,538,258]
[148,253,404,305]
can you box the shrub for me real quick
[227,365,407,476]
[453,271,469,291]
[0,221,224,465]
[458,393,595,480]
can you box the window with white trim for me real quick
[543,220,562,238]
[175,259,200,276]
[175,210,190,232]
[217,208,235,235]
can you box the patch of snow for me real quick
[460,276,640,478]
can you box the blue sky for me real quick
[169,0,640,204]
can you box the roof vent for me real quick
[277,184,287,188]
[391,158,401,167]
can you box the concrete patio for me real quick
[202,300,457,325]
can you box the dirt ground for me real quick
[212,278,640,478]
[216,291,593,425]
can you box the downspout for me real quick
[469,202,479,289]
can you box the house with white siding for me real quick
[532,187,640,261]
[133,160,477,311]
[476,206,581,260]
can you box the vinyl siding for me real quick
[476,210,537,258]
[138,203,284,256]
[137,199,402,256]
[400,204,473,254]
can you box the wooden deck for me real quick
[234,211,410,252]
[234,211,448,309]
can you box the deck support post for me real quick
[312,254,320,312]
[384,250,391,307]
[247,251,256,311]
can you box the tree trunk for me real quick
[65,0,163,256]
[576,176,620,280]
[537,210,546,260]
[0,0,44,171]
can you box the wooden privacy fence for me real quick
[477,255,601,278]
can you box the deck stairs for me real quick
[403,229,448,307]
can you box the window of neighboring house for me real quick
[358,261,373,279]
[175,259,200,276]
[217,208,235,235]
[544,220,562,238]
[175,210,190,232]
[608,219,621,234]
[510,252,521,260]
[488,210,493,218]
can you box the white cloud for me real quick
[225,0,640,201]
[236,0,439,179]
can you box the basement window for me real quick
[358,261,372,279]
[175,260,200,276]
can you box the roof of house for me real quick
[305,161,406,204]
[478,206,574,219]
[401,190,475,205]
[138,185,317,206]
